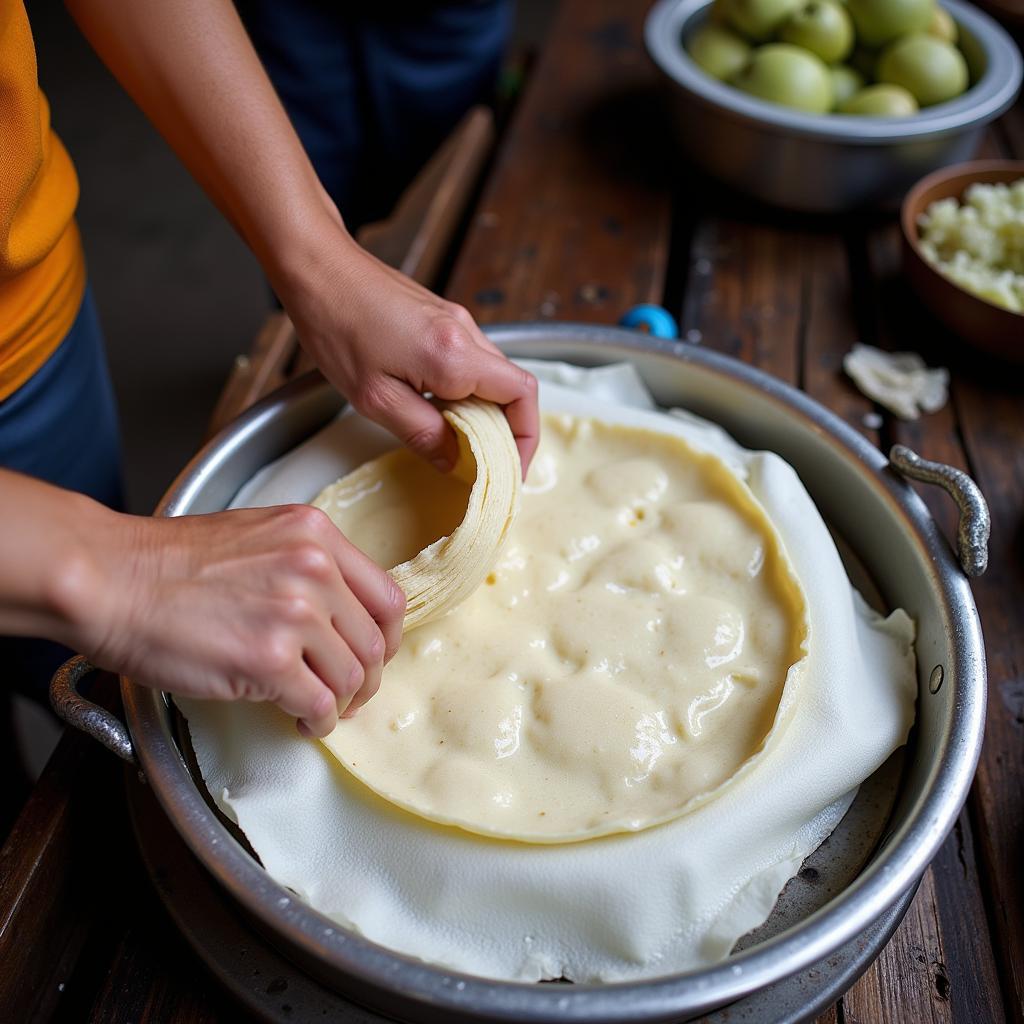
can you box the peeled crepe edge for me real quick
[314,397,521,631]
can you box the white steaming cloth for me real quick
[179,361,916,983]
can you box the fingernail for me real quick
[431,456,453,473]
[341,704,360,719]
[297,719,313,738]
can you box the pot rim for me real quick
[123,324,986,1022]
[644,0,1022,145]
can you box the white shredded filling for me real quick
[917,178,1024,314]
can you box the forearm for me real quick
[0,469,121,650]
[0,468,402,732]
[66,0,540,470]
[65,0,347,281]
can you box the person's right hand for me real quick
[70,502,406,737]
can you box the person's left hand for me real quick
[273,221,539,477]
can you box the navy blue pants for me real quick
[0,287,124,699]
[238,0,513,230]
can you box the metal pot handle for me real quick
[50,655,137,764]
[889,444,990,578]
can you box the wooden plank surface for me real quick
[666,144,1009,1023]
[951,104,1024,1024]
[446,0,672,323]
[3,0,1021,1019]
[0,676,123,1024]
[843,105,1024,1024]
[829,210,1008,1024]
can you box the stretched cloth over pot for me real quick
[178,360,916,983]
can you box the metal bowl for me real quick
[53,325,988,1022]
[644,0,1023,212]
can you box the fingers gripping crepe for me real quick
[313,398,521,630]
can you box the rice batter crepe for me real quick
[315,414,809,843]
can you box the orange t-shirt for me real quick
[0,0,86,401]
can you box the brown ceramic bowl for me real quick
[901,160,1024,363]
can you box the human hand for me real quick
[274,222,539,476]
[70,503,405,737]
[66,0,536,469]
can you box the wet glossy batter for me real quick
[319,413,808,843]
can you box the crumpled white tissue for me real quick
[178,360,916,983]
[843,343,949,420]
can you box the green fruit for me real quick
[846,0,933,48]
[877,33,969,106]
[928,6,958,44]
[687,23,753,80]
[849,45,878,79]
[779,1,855,64]
[839,83,919,114]
[731,43,834,113]
[829,64,865,107]
[721,0,802,41]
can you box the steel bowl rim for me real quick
[123,323,986,1022]
[644,0,1023,144]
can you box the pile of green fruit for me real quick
[686,0,971,116]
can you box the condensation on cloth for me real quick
[178,361,917,983]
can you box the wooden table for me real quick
[2,1,1022,1021]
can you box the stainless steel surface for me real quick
[644,0,1023,212]
[63,324,987,1022]
[50,655,136,764]
[126,759,917,1024]
[889,443,991,577]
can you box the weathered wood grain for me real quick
[680,213,882,439]
[847,122,1017,1023]
[0,677,121,1023]
[360,106,496,289]
[800,230,881,447]
[995,102,1024,157]
[952,372,1024,1024]
[798,217,956,1024]
[0,691,31,842]
[954,105,1024,1024]
[841,869,961,1023]
[446,0,672,323]
[860,221,966,542]
[678,128,1010,1024]
[206,311,296,439]
[830,817,1004,1024]
[680,216,803,385]
[84,908,232,1024]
